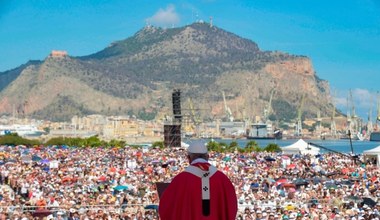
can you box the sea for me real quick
[183,138,380,154]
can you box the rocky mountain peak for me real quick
[0,23,333,122]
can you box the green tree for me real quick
[45,137,67,146]
[264,143,282,152]
[228,141,239,152]
[219,142,229,153]
[109,139,126,148]
[0,133,40,146]
[245,140,261,153]
[207,141,219,152]
[152,141,164,149]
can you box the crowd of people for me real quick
[0,142,379,219]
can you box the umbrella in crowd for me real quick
[264,156,276,162]
[32,155,42,161]
[361,197,377,208]
[339,180,353,186]
[5,161,15,166]
[278,183,296,189]
[276,178,288,185]
[310,176,327,184]
[41,159,50,164]
[152,160,161,165]
[345,195,363,203]
[114,185,129,191]
[324,182,338,190]
[293,178,309,187]
[167,159,176,165]
[144,204,159,210]
[222,156,231,162]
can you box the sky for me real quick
[0,0,379,120]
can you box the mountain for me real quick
[0,22,334,122]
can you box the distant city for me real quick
[1,109,379,143]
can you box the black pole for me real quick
[308,142,361,163]
[348,130,354,155]
[347,130,358,164]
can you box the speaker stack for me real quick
[164,89,182,148]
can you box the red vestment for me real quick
[159,163,237,220]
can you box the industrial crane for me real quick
[182,97,203,137]
[367,95,374,135]
[316,110,322,136]
[222,91,234,122]
[331,100,337,138]
[263,89,275,122]
[295,94,305,136]
[188,97,202,126]
[349,89,358,133]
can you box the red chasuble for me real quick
[159,163,237,220]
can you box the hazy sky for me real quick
[0,0,379,119]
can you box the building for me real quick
[49,50,68,58]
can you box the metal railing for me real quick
[0,204,158,215]
[0,197,363,215]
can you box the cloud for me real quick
[146,4,180,27]
[335,88,379,120]
[352,89,374,109]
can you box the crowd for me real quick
[0,143,379,220]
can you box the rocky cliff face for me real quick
[0,23,333,122]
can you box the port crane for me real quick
[263,89,275,122]
[188,97,202,126]
[366,95,374,135]
[316,110,322,136]
[331,99,337,138]
[295,94,305,136]
[348,89,358,134]
[222,91,234,122]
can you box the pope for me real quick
[159,141,238,220]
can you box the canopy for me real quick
[281,139,320,155]
[363,145,380,167]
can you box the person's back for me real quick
[159,142,237,220]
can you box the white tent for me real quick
[363,145,380,167]
[281,139,320,155]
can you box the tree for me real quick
[0,133,40,146]
[264,143,282,152]
[109,139,126,148]
[228,141,239,152]
[152,141,164,149]
[45,137,67,146]
[245,140,261,153]
[207,141,219,152]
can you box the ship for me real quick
[246,122,282,140]
[0,124,44,137]
[340,131,365,141]
[370,132,380,142]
